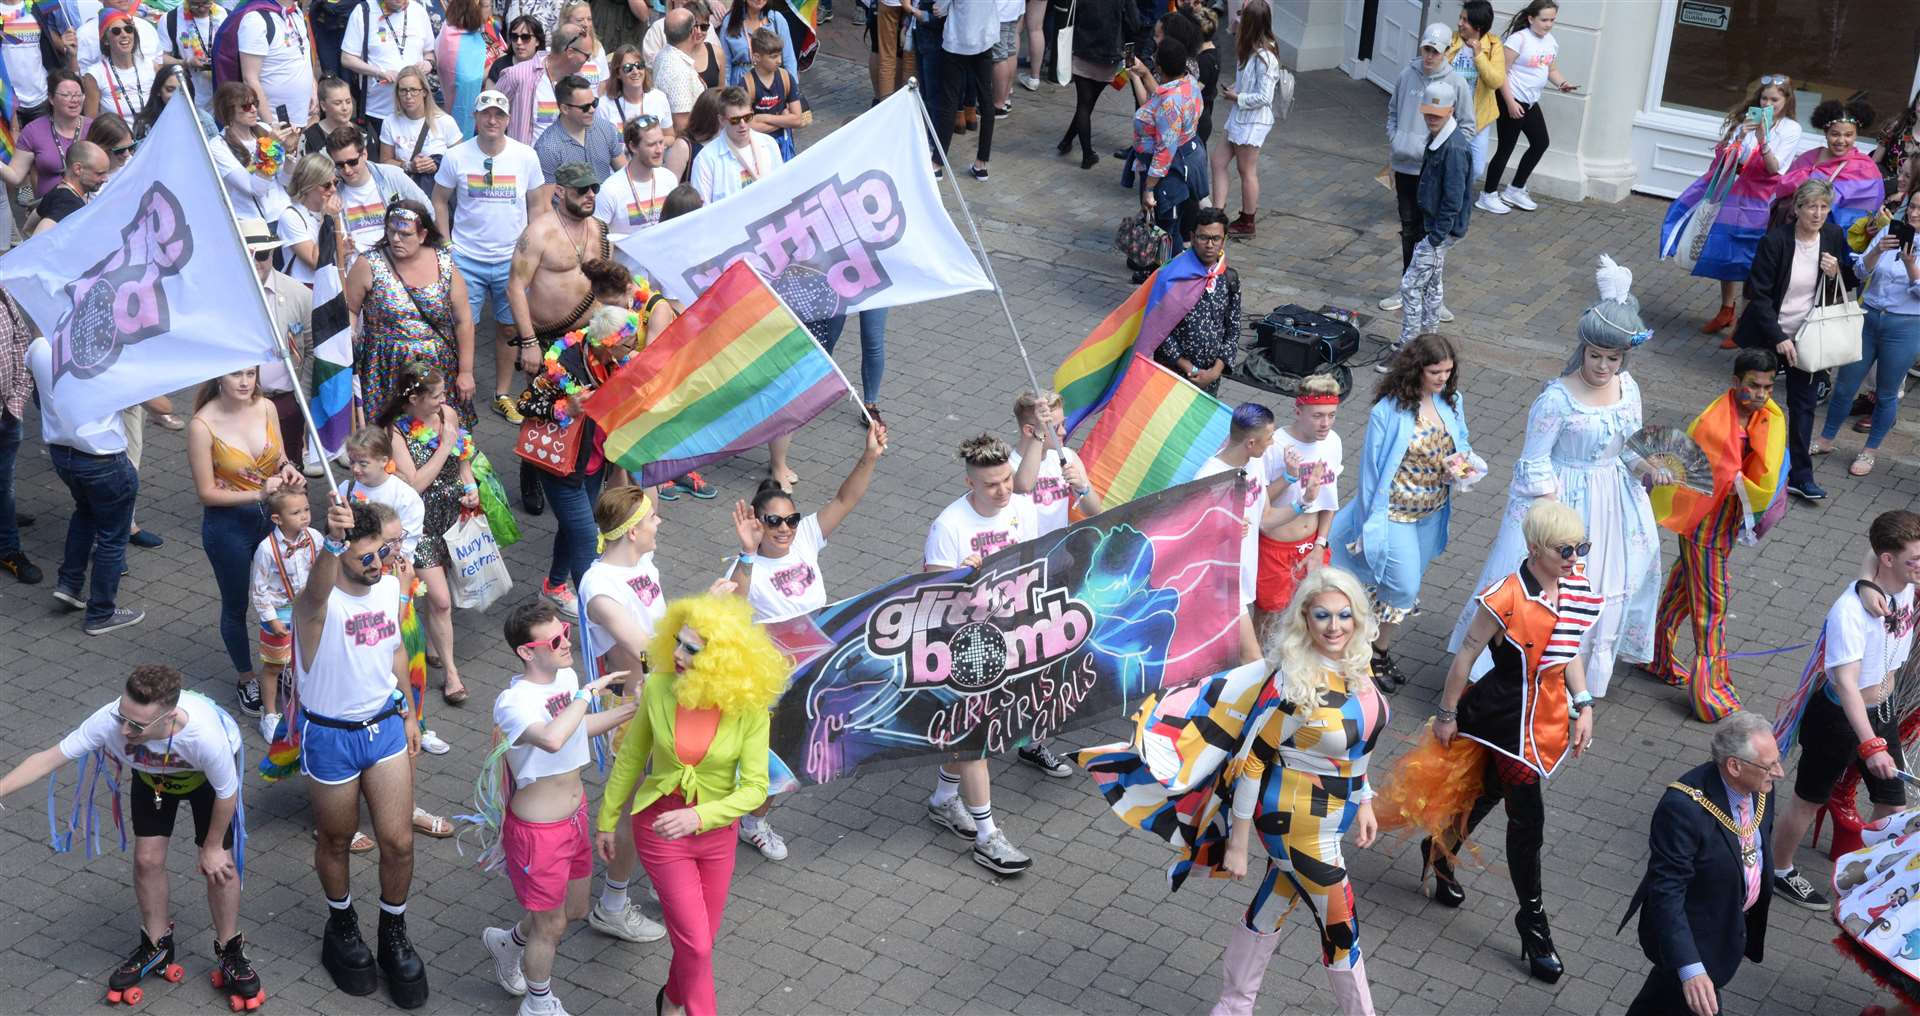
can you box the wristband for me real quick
[738,552,756,566]
[572,689,592,705]
[323,537,347,556]
[1435,708,1457,723]
[1072,485,1091,498]
[1860,737,1891,760]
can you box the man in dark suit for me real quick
[1620,710,1781,1016]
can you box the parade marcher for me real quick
[1080,566,1384,1016]
[532,73,625,181]
[1640,349,1788,722]
[1392,500,1599,985]
[594,593,788,1016]
[328,125,433,255]
[743,27,806,161]
[497,23,594,144]
[1380,23,1470,311]
[342,200,476,427]
[83,7,158,120]
[560,0,611,84]
[30,334,145,635]
[1392,77,1473,354]
[304,77,366,158]
[597,43,671,135]
[480,601,637,1016]
[432,90,546,425]
[27,138,107,235]
[688,84,780,204]
[1197,402,1278,663]
[337,426,426,559]
[1619,710,1778,1016]
[493,15,547,85]
[378,66,463,195]
[249,487,320,742]
[247,216,314,472]
[1775,98,1883,237]
[435,0,503,138]
[0,665,259,1009]
[595,115,676,267]
[235,0,317,125]
[341,0,434,143]
[1449,256,1660,696]
[208,81,298,225]
[650,9,703,136]
[1151,212,1240,396]
[294,498,429,1009]
[1009,389,1100,541]
[717,0,794,87]
[1255,373,1342,625]
[1766,510,1920,912]
[1817,197,1920,478]
[0,71,91,199]
[1330,333,1480,692]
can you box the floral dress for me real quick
[358,248,475,428]
[394,413,474,570]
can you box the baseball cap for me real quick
[1419,80,1457,116]
[554,162,599,190]
[474,90,509,115]
[1420,23,1452,52]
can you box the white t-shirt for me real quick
[689,131,783,205]
[746,513,827,621]
[594,163,675,265]
[297,575,403,721]
[1261,430,1343,515]
[86,55,157,120]
[495,667,590,788]
[335,173,393,253]
[1735,116,1803,163]
[343,0,431,119]
[0,1,49,108]
[1824,584,1919,694]
[434,137,545,262]
[75,1,160,75]
[578,555,667,656]
[338,476,427,557]
[1198,454,1269,609]
[1009,447,1081,536]
[532,72,559,140]
[59,690,241,798]
[924,493,1039,567]
[380,110,461,163]
[1502,28,1557,105]
[160,3,226,117]
[235,2,315,124]
[276,202,320,284]
[595,89,671,135]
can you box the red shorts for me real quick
[502,798,594,912]
[1255,535,1330,612]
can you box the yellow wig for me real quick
[647,594,790,713]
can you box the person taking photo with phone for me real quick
[1814,198,1920,479]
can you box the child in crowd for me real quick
[746,26,809,161]
[337,425,426,560]
[248,488,323,743]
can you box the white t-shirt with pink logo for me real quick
[1010,447,1083,536]
[1503,28,1557,105]
[298,575,404,721]
[746,513,828,622]
[924,493,1039,569]
[494,667,590,788]
[1260,430,1343,515]
[1198,454,1269,608]
[578,555,668,655]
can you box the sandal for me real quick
[412,807,454,838]
[424,652,443,669]
[441,681,468,706]
[152,412,186,431]
[1851,451,1877,477]
[312,829,378,854]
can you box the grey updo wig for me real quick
[1563,255,1648,376]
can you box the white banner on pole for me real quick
[0,94,280,421]
[616,88,991,318]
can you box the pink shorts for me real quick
[503,798,594,912]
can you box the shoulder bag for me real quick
[1792,273,1865,374]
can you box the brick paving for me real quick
[0,27,1908,1016]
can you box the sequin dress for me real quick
[394,414,471,570]
[358,248,475,428]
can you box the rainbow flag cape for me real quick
[1053,250,1220,437]
[1650,392,1786,540]
[1077,354,1231,508]
[583,261,853,487]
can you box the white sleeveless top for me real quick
[297,575,404,721]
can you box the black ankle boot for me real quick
[376,909,430,1009]
[1421,837,1465,908]
[1371,647,1404,693]
[1515,902,1564,984]
[321,906,376,996]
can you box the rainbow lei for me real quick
[541,312,641,424]
[400,414,475,461]
[254,135,285,178]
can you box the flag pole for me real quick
[748,263,875,429]
[181,90,340,496]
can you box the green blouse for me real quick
[594,674,771,835]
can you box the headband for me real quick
[1296,394,1340,406]
[595,495,654,552]
[1589,313,1652,348]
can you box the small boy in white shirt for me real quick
[247,488,323,742]
[335,425,425,559]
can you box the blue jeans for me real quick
[912,12,944,125]
[49,446,137,626]
[0,409,21,557]
[1822,306,1920,450]
[203,503,273,674]
[540,469,605,591]
[819,309,887,404]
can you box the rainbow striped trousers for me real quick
[1650,495,1742,721]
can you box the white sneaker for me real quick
[1017,73,1040,91]
[482,926,526,996]
[1377,293,1402,311]
[739,819,789,860]
[1375,343,1403,373]
[258,712,280,743]
[420,729,451,755]
[972,830,1033,875]
[588,900,667,943]
[1475,191,1510,214]
[1435,305,1455,324]
[519,992,571,1016]
[926,796,976,840]
[1499,185,1537,211]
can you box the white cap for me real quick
[1420,23,1452,52]
[1419,79,1457,115]
[474,89,509,115]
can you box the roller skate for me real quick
[105,925,183,1005]
[211,934,265,1011]
[377,908,429,1009]
[320,905,377,996]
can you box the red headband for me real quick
[1296,394,1340,406]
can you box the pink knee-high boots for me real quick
[1209,923,1280,1016]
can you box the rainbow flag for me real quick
[1650,391,1787,539]
[583,261,853,487]
[1053,250,1221,437]
[0,47,14,159]
[778,0,817,71]
[1078,354,1231,508]
[400,578,427,731]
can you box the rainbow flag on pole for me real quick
[1052,250,1222,437]
[1077,354,1231,508]
[584,261,853,487]
[0,49,15,159]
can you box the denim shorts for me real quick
[300,700,408,785]
[453,250,513,329]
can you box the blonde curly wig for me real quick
[647,594,790,713]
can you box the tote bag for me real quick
[1053,0,1075,86]
[1792,274,1865,374]
[445,513,512,611]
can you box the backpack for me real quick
[210,0,287,94]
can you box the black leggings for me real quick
[1436,752,1548,905]
[1485,100,1549,193]
[1060,74,1106,158]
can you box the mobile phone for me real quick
[1122,42,1134,62]
[1891,218,1915,251]
[275,103,290,126]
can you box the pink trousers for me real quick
[633,794,737,1016]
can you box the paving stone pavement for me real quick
[0,30,1909,1016]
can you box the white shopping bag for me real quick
[445,513,512,611]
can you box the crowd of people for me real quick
[0,0,1912,1014]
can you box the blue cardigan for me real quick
[1329,392,1475,576]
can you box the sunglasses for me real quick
[570,182,600,194]
[484,156,494,186]
[620,62,643,74]
[333,155,362,170]
[237,100,258,112]
[106,24,132,36]
[518,621,573,652]
[1759,74,1788,87]
[727,112,753,125]
[760,512,802,529]
[630,114,660,130]
[111,142,135,156]
[1554,542,1592,561]
[511,30,535,40]
[112,707,168,736]
[565,99,598,112]
[353,540,400,568]
[252,249,274,261]
[675,636,703,657]
[694,20,710,29]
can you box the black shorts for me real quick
[128,773,235,848]
[1794,690,1907,807]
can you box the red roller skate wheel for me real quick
[123,987,143,1005]
[162,965,184,983]
[105,989,124,1004]
[210,971,225,989]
